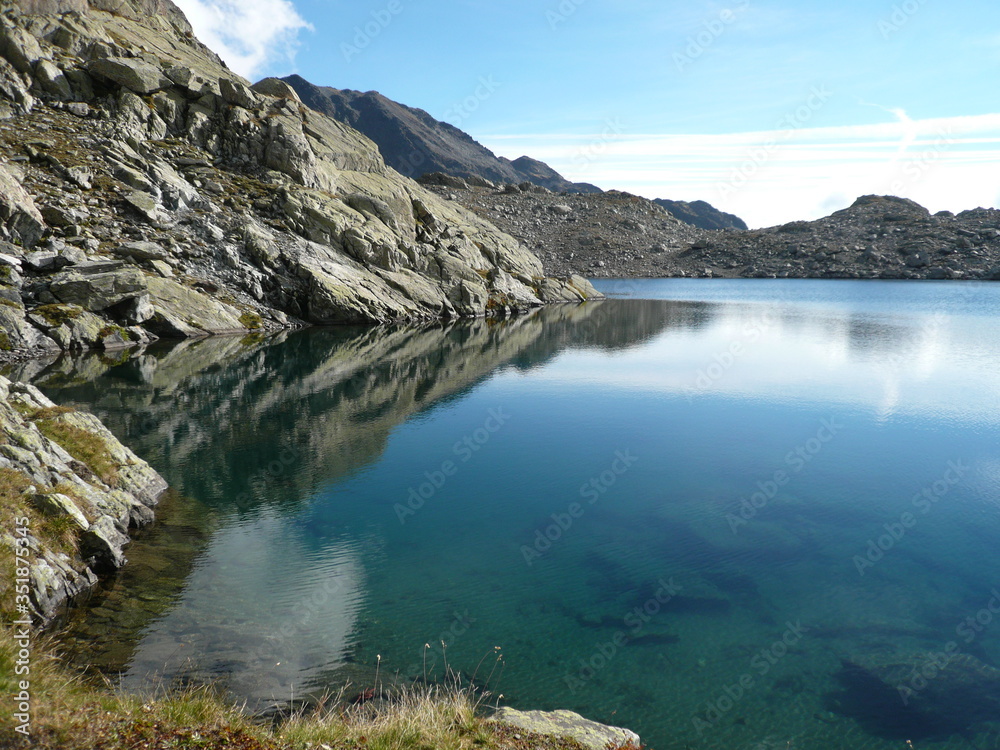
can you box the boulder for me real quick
[33,59,73,99]
[123,190,166,223]
[251,77,300,101]
[0,300,59,352]
[49,267,147,311]
[143,276,248,336]
[345,192,399,229]
[0,23,46,75]
[165,65,217,97]
[418,172,470,190]
[33,491,90,530]
[87,56,171,95]
[112,240,168,261]
[79,515,130,572]
[492,709,639,750]
[219,77,258,109]
[0,162,45,246]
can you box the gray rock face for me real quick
[50,267,147,311]
[0,375,167,622]
[0,162,44,247]
[493,708,639,750]
[0,0,599,358]
[87,57,172,95]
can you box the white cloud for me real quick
[479,113,1000,228]
[172,0,311,80]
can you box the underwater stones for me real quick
[837,651,1000,738]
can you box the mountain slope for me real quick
[0,0,598,358]
[653,199,748,230]
[282,75,602,193]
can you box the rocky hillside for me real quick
[431,182,705,276]
[0,0,598,360]
[438,184,1000,281]
[282,75,602,194]
[653,198,747,231]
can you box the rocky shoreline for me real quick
[0,373,165,623]
[433,182,1000,282]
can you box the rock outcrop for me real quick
[0,373,166,623]
[282,75,602,193]
[0,0,598,357]
[492,708,640,750]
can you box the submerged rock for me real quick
[832,652,1000,740]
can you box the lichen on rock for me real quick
[0,373,167,622]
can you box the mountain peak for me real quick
[281,75,602,193]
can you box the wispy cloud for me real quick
[480,113,1000,228]
[172,0,312,80]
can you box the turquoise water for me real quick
[22,280,1000,749]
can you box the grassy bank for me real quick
[0,626,603,750]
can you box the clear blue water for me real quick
[26,280,1000,749]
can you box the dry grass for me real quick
[281,682,489,750]
[0,627,602,750]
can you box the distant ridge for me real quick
[653,199,748,231]
[282,75,602,194]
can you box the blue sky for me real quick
[173,0,1000,227]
